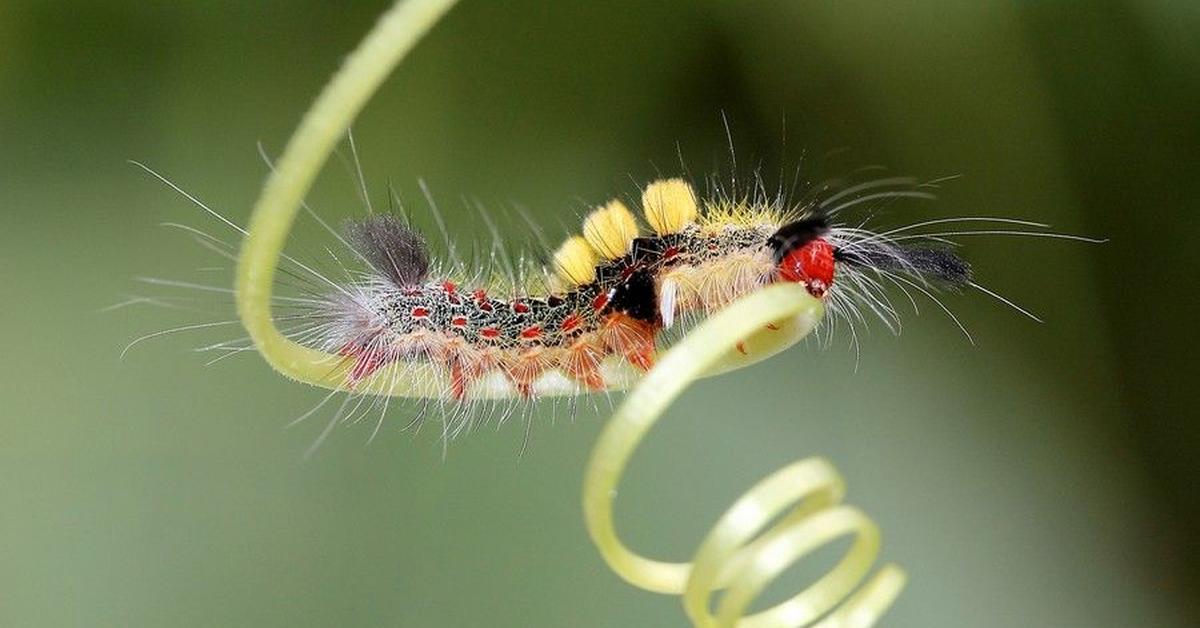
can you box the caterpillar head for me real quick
[767,216,835,298]
[768,212,975,301]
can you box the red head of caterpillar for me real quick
[768,216,838,298]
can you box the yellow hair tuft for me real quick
[552,235,598,286]
[642,178,699,235]
[582,200,639,260]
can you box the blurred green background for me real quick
[2,1,1197,626]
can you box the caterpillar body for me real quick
[322,176,973,405]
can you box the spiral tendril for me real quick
[583,283,906,627]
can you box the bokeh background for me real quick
[2,1,1197,626]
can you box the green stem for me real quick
[236,0,460,393]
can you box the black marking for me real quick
[607,266,659,324]
[768,216,830,263]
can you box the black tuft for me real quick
[608,267,659,324]
[897,246,972,286]
[767,215,830,263]
[836,243,972,287]
[345,215,430,287]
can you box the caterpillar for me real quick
[320,176,981,404]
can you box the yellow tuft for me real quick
[582,200,639,260]
[642,178,699,235]
[552,235,598,286]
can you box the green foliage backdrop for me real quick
[1,1,1196,626]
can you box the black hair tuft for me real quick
[836,242,972,288]
[345,214,430,287]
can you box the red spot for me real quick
[472,289,493,311]
[411,306,429,318]
[441,281,460,303]
[480,327,501,339]
[520,325,542,340]
[451,316,468,328]
[620,266,636,280]
[663,246,679,260]
[591,292,610,311]
[512,301,530,314]
[778,238,835,298]
[559,314,582,333]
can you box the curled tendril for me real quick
[583,283,906,627]
[236,0,463,395]
[235,0,905,625]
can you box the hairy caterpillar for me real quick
[315,176,989,403]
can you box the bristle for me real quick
[345,214,430,287]
[583,200,639,260]
[642,178,698,235]
[553,235,598,286]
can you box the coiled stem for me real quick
[236,0,461,392]
[583,282,906,627]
